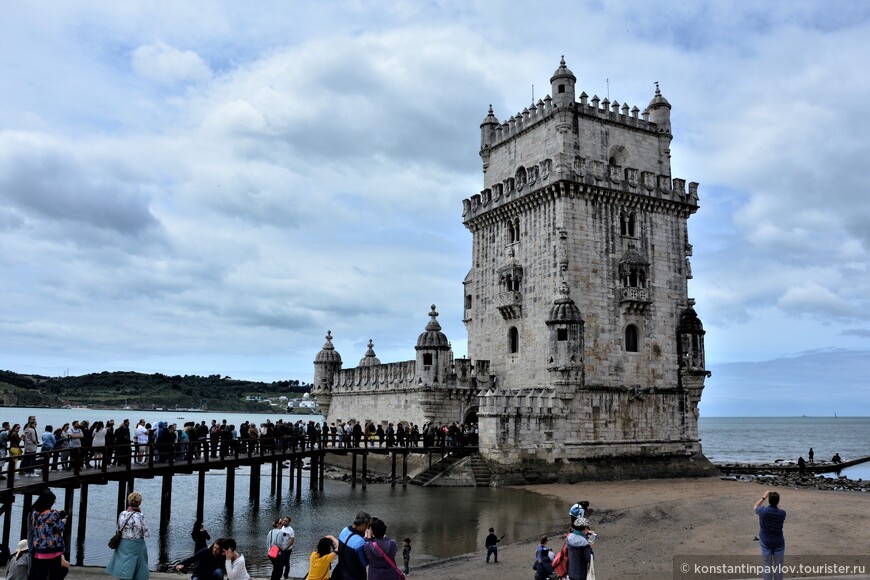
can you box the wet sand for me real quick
[408,477,870,579]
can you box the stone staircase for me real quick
[410,450,470,486]
[410,450,493,487]
[468,453,492,487]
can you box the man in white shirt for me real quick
[135,420,149,465]
[280,516,295,579]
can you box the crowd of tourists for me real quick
[0,414,480,478]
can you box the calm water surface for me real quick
[4,408,870,573]
[1,407,565,575]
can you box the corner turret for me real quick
[312,330,342,417]
[677,299,707,373]
[415,304,452,386]
[480,105,499,149]
[546,282,585,390]
[647,82,671,133]
[550,56,576,108]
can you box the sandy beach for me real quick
[408,476,870,579]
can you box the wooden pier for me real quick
[0,435,471,564]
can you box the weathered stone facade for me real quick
[313,58,713,484]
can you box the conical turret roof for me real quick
[314,330,342,363]
[648,82,671,109]
[547,282,583,324]
[678,299,705,333]
[358,339,381,367]
[416,304,450,349]
[550,55,576,84]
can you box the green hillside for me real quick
[0,370,310,413]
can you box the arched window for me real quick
[625,325,639,352]
[423,353,433,366]
[514,218,520,241]
[619,212,627,236]
[507,220,515,243]
[628,212,637,237]
[508,327,519,354]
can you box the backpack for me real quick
[331,527,362,580]
[552,541,569,578]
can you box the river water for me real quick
[3,408,868,574]
[1,407,565,575]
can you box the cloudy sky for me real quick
[2,1,869,416]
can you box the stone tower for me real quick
[462,57,713,482]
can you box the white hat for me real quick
[15,539,28,556]
[573,517,590,529]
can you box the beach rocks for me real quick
[718,469,867,492]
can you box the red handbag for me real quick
[552,540,569,578]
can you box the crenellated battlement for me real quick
[463,171,700,224]
[483,92,658,151]
[333,359,417,390]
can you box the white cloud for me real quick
[1,1,870,401]
[132,40,212,85]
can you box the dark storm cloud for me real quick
[0,133,159,236]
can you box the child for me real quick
[402,538,412,574]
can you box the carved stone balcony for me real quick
[497,290,522,320]
[620,287,650,312]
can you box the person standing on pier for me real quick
[21,420,39,477]
[114,419,132,467]
[808,448,814,464]
[106,491,150,580]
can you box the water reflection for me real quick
[8,467,565,577]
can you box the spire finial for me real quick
[654,81,660,95]
[425,304,442,332]
[559,280,570,297]
[321,330,335,350]
[560,55,566,65]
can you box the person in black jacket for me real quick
[175,540,226,580]
[113,419,131,467]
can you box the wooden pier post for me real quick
[62,488,74,560]
[19,493,32,545]
[160,474,172,530]
[270,461,277,496]
[402,451,408,488]
[226,466,236,513]
[288,458,294,491]
[2,497,12,551]
[319,451,325,491]
[276,460,283,501]
[309,454,317,490]
[76,484,88,566]
[196,470,206,522]
[390,452,397,487]
[361,450,368,490]
[117,479,127,514]
[250,463,261,508]
[351,452,357,489]
[295,460,302,501]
